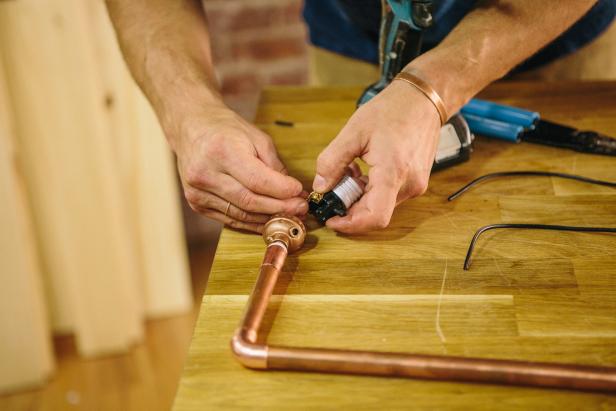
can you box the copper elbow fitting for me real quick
[230,331,268,369]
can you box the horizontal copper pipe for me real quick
[231,216,616,392]
[266,346,616,391]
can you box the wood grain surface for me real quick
[174,82,616,410]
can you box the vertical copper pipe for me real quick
[231,216,616,392]
[239,242,288,344]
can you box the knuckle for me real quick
[414,176,429,196]
[374,213,391,230]
[235,208,250,222]
[185,166,216,189]
[245,171,265,191]
[408,170,429,197]
[184,166,203,187]
[237,189,256,210]
[184,188,201,207]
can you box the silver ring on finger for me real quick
[223,201,231,217]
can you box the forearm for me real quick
[105,0,222,148]
[407,0,597,116]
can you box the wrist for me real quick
[403,47,485,116]
[394,71,447,125]
[165,100,235,155]
[142,46,225,148]
[385,77,442,129]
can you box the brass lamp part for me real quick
[262,215,306,252]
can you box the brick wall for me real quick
[202,0,309,119]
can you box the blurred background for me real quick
[0,0,307,410]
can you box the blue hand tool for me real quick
[462,99,539,129]
[462,113,524,143]
[462,99,616,155]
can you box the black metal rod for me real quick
[464,223,616,270]
[449,171,616,201]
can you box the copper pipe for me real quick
[231,215,616,392]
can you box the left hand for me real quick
[312,80,442,233]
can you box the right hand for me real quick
[174,105,308,233]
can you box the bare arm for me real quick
[106,0,307,233]
[411,0,598,115]
[314,1,597,233]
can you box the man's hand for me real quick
[177,105,308,233]
[312,81,441,233]
[106,0,307,234]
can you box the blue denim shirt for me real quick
[303,0,616,74]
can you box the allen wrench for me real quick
[231,215,616,392]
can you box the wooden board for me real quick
[174,82,616,410]
[0,46,54,394]
[0,0,191,360]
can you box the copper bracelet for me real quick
[394,71,448,125]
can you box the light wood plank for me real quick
[0,46,54,394]
[0,0,143,355]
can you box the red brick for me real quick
[206,1,309,112]
[268,69,308,85]
[205,1,303,33]
[230,35,306,61]
[220,72,262,94]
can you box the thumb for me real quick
[313,128,364,192]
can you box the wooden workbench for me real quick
[174,82,616,410]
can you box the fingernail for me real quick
[295,201,308,215]
[313,174,327,192]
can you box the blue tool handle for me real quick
[462,113,524,142]
[462,98,539,128]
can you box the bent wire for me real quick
[448,171,616,201]
[231,215,616,393]
[463,223,616,270]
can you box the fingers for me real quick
[183,165,307,218]
[313,126,365,193]
[325,166,399,234]
[184,188,271,224]
[215,173,308,216]
[200,208,266,234]
[226,154,303,200]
